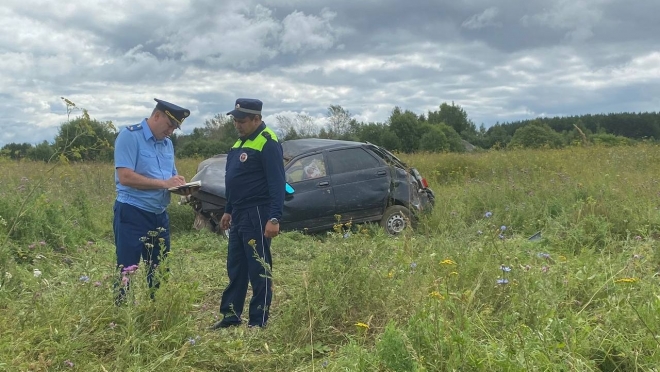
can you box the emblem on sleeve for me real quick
[239,152,248,162]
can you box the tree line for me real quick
[2,101,658,162]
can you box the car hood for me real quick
[191,154,227,197]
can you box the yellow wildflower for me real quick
[440,259,456,265]
[429,291,445,300]
[354,322,369,329]
[248,239,256,247]
[449,271,459,276]
[614,277,639,284]
[387,271,394,278]
[558,255,567,262]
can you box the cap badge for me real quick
[239,152,248,162]
[236,104,241,109]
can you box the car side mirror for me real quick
[285,183,295,194]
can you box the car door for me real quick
[326,147,390,221]
[282,153,337,231]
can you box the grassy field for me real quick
[0,144,659,371]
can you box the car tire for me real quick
[380,205,412,235]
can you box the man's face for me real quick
[154,111,178,140]
[233,115,261,137]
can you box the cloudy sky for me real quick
[1,0,659,146]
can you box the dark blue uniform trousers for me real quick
[220,204,273,327]
[113,201,170,302]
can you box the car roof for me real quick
[281,138,366,160]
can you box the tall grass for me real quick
[0,145,659,371]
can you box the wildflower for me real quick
[500,225,506,231]
[28,244,35,250]
[429,291,445,300]
[122,265,138,274]
[614,277,639,284]
[79,275,90,283]
[484,211,492,218]
[4,272,12,279]
[39,241,46,246]
[248,239,256,247]
[449,271,459,276]
[523,264,531,271]
[187,336,200,346]
[93,281,102,287]
[500,265,511,272]
[322,360,329,368]
[354,322,369,329]
[537,253,551,259]
[121,275,129,286]
[499,234,505,240]
[477,230,483,235]
[440,259,456,265]
[343,232,350,239]
[496,278,509,285]
[33,269,42,277]
[558,255,567,262]
[410,262,417,269]
[632,254,643,260]
[63,360,74,368]
[87,241,94,245]
[157,227,166,233]
[634,235,642,240]
[387,271,394,278]
[541,266,549,273]
[109,322,116,329]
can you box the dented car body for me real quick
[185,138,434,235]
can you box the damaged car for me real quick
[183,138,435,236]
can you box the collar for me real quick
[140,118,155,141]
[240,122,266,142]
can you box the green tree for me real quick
[419,125,448,152]
[27,141,56,162]
[54,115,116,162]
[389,107,422,153]
[327,105,353,137]
[508,121,564,149]
[428,102,476,139]
[0,143,33,159]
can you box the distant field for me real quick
[1,144,659,371]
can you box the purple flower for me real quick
[499,234,505,240]
[500,265,511,272]
[537,253,551,259]
[93,281,102,287]
[121,275,130,286]
[79,275,90,283]
[39,241,46,246]
[63,360,74,367]
[500,225,507,231]
[122,265,139,274]
[188,337,196,346]
[497,278,509,285]
[634,236,642,240]
[484,211,492,218]
[541,266,549,273]
[410,262,417,269]
[28,244,35,250]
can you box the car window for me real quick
[327,148,380,174]
[286,153,327,183]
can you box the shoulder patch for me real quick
[127,123,143,132]
[261,131,271,139]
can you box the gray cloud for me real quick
[1,0,659,146]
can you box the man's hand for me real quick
[264,221,280,238]
[164,175,186,189]
[220,213,232,231]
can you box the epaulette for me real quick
[261,131,272,140]
[127,123,143,132]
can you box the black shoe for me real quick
[211,320,241,330]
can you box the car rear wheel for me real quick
[380,205,412,235]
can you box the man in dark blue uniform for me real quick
[113,98,190,304]
[213,98,285,329]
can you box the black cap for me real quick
[154,98,190,129]
[227,98,263,120]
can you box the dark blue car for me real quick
[184,139,434,235]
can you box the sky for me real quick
[1,0,659,146]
